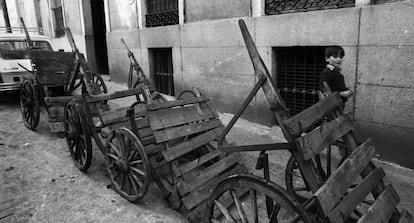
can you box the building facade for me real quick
[1,0,413,168]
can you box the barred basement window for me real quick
[51,0,65,38]
[149,48,174,96]
[265,0,355,15]
[145,0,179,27]
[273,46,326,116]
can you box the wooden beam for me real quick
[220,143,296,153]
[296,113,354,160]
[146,97,209,111]
[314,139,376,214]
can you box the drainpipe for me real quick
[1,0,12,33]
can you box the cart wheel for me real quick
[64,102,92,171]
[177,90,198,100]
[207,174,312,223]
[285,145,347,202]
[82,72,107,95]
[105,127,150,202]
[20,78,40,130]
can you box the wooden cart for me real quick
[204,19,413,223]
[19,18,106,133]
[64,43,246,222]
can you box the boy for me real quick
[320,46,354,102]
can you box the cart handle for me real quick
[217,75,267,148]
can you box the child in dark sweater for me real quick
[320,46,354,102]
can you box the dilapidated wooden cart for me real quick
[64,42,246,222]
[203,19,413,223]
[19,18,106,132]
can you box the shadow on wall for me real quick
[355,121,414,169]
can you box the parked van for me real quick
[0,33,54,92]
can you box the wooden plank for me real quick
[282,92,343,137]
[32,59,74,73]
[153,119,222,143]
[44,95,82,106]
[145,144,165,156]
[329,168,386,223]
[314,139,376,215]
[146,97,209,111]
[100,106,147,127]
[220,143,296,153]
[398,209,414,223]
[29,50,75,61]
[162,127,223,162]
[174,150,223,177]
[48,121,64,133]
[37,72,69,85]
[357,185,400,223]
[296,113,354,160]
[47,106,65,118]
[177,153,242,195]
[182,165,244,210]
[148,102,217,131]
[84,88,141,103]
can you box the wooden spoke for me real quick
[230,190,248,223]
[250,189,258,223]
[104,127,149,202]
[130,166,145,176]
[214,199,236,223]
[208,175,312,223]
[107,153,121,162]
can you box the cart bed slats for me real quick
[148,103,218,131]
[30,51,75,73]
[314,139,376,214]
[47,106,64,119]
[357,185,400,223]
[282,92,342,137]
[296,113,354,160]
[177,153,242,195]
[44,95,82,106]
[100,106,146,127]
[182,165,245,210]
[328,168,385,223]
[146,97,209,111]
[145,143,164,156]
[48,122,64,133]
[398,209,414,223]
[85,88,141,103]
[37,72,69,85]
[163,127,223,162]
[174,150,222,177]
[153,119,222,143]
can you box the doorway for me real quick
[91,0,108,74]
[149,48,174,96]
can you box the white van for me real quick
[0,33,54,92]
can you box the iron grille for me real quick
[275,47,326,116]
[151,48,174,96]
[53,6,65,37]
[145,0,179,27]
[265,0,355,15]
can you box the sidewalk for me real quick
[103,76,414,214]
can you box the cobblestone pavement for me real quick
[1,78,413,222]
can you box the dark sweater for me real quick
[320,66,348,101]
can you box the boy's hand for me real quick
[340,89,354,98]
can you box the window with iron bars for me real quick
[145,0,179,27]
[51,0,64,38]
[265,0,355,15]
[273,46,326,116]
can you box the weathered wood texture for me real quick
[282,92,343,137]
[296,113,354,160]
[357,185,400,223]
[314,139,376,214]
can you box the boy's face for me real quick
[326,55,343,69]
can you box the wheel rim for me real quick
[207,174,312,223]
[64,102,92,171]
[105,127,150,202]
[91,73,107,94]
[285,146,346,202]
[20,78,40,130]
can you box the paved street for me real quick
[1,78,414,222]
